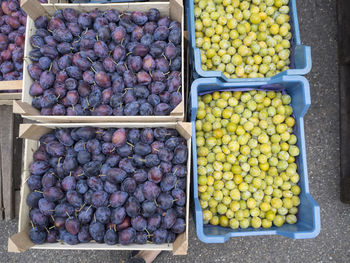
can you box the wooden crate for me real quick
[0,80,22,106]
[8,122,191,255]
[14,0,185,122]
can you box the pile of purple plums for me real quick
[27,127,187,245]
[28,8,182,116]
[0,0,26,81]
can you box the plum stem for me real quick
[144,228,152,237]
[83,28,88,35]
[124,62,128,71]
[30,221,34,229]
[34,190,43,193]
[78,203,86,212]
[177,85,182,93]
[49,62,52,72]
[169,59,172,66]
[51,215,55,222]
[153,148,159,152]
[149,71,153,77]
[154,199,158,207]
[126,142,134,148]
[86,98,90,107]
[86,205,92,213]
[87,57,94,63]
[66,211,71,219]
[45,227,49,233]
[173,168,178,175]
[49,226,55,229]
[90,66,96,73]
[57,157,62,167]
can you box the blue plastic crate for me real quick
[187,0,312,82]
[190,75,320,243]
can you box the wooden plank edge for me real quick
[0,80,22,90]
[8,231,34,253]
[13,101,40,115]
[0,100,17,106]
[19,124,52,140]
[172,232,188,255]
[176,122,192,140]
[0,93,22,100]
[20,0,48,20]
[1,106,15,220]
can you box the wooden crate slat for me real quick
[0,80,22,105]
[0,80,22,90]
[0,133,3,220]
[0,106,14,220]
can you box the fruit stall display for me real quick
[187,0,311,81]
[190,76,320,242]
[0,0,26,104]
[9,122,191,254]
[15,0,184,122]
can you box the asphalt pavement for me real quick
[0,0,348,262]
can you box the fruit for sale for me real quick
[28,8,182,116]
[196,89,300,229]
[194,0,292,78]
[0,0,27,81]
[27,127,187,245]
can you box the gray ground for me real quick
[0,0,347,262]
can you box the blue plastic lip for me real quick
[190,76,320,243]
[187,0,312,82]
